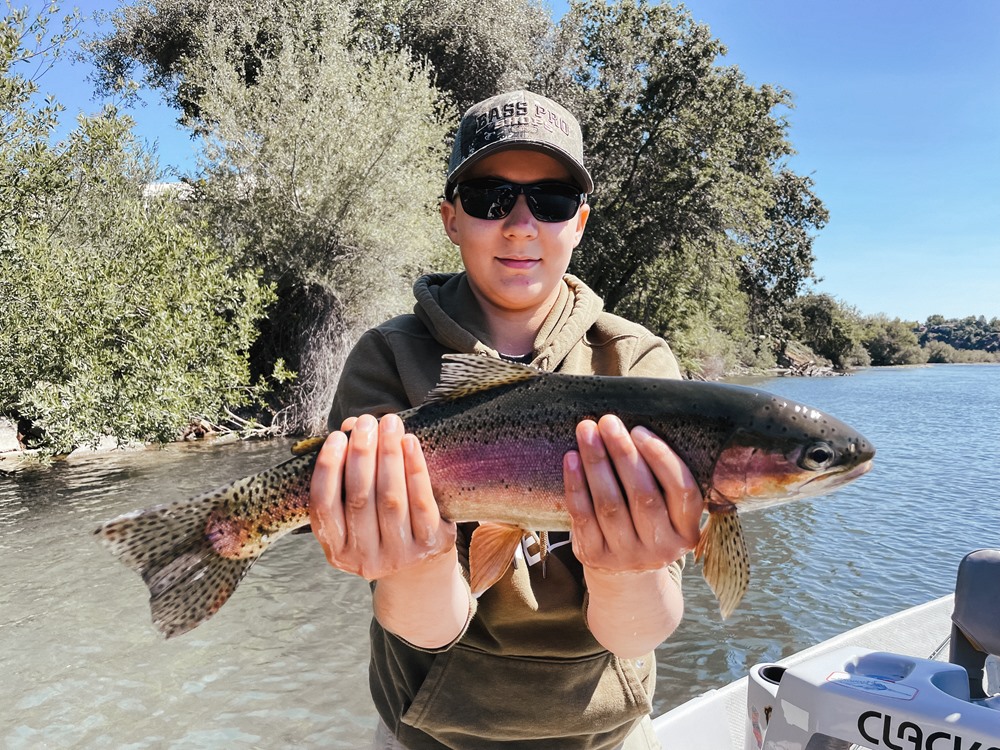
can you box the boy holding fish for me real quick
[309,91,703,749]
[94,88,874,747]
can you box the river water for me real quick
[1,364,998,748]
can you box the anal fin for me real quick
[469,524,524,596]
[694,508,749,620]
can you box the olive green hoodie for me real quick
[328,272,682,750]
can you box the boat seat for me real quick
[950,548,1000,700]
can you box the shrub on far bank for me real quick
[924,340,1000,364]
[1,112,274,453]
[1,6,275,453]
[861,314,927,367]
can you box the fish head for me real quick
[707,394,875,512]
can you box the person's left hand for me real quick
[563,415,702,573]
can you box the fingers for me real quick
[566,416,703,571]
[311,413,453,580]
[632,426,703,550]
[565,417,639,568]
[343,415,381,573]
[577,417,642,550]
[374,414,411,556]
[563,448,605,560]
[309,430,349,563]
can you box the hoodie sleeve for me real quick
[326,328,412,431]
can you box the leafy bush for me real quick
[924,340,1000,364]
[1,8,273,451]
[919,315,1000,353]
[4,206,272,451]
[670,316,749,380]
[2,134,274,451]
[177,0,455,433]
[861,315,926,366]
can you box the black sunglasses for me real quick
[451,179,586,223]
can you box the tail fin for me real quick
[95,495,257,639]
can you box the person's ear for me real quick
[440,199,460,245]
[571,202,590,248]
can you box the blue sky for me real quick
[30,0,1000,321]
[662,0,1000,323]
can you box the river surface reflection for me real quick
[2,364,997,747]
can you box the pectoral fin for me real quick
[469,524,524,596]
[694,507,750,619]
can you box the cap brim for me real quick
[447,140,594,194]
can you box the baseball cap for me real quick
[447,90,594,194]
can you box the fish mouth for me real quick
[803,458,874,490]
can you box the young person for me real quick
[309,90,703,749]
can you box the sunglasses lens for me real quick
[457,180,582,222]
[457,182,516,220]
[526,184,583,222]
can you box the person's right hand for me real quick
[309,413,456,581]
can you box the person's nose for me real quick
[502,195,538,240]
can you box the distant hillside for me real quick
[918,315,1000,353]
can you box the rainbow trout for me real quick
[96,354,875,638]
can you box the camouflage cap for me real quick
[447,90,594,193]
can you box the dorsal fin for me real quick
[422,353,544,404]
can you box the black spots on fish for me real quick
[841,436,874,465]
[412,380,574,452]
[150,553,255,639]
[95,454,315,636]
[93,488,254,637]
[96,493,219,571]
[643,414,731,487]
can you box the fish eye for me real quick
[801,442,836,470]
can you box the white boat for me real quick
[652,549,1000,750]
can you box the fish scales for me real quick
[405,373,740,529]
[95,353,875,637]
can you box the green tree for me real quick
[1,6,273,452]
[783,294,866,369]
[90,0,550,118]
[540,0,824,368]
[174,0,455,433]
[354,0,550,111]
[739,170,828,347]
[88,0,270,124]
[920,314,1000,353]
[0,3,79,233]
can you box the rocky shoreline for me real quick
[0,417,241,473]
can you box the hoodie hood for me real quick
[412,272,605,372]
